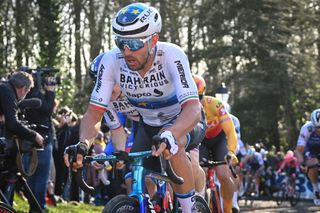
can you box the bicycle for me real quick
[241,167,257,207]
[69,136,210,213]
[275,172,300,207]
[201,150,237,213]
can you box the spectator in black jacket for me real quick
[0,71,44,205]
[22,76,56,211]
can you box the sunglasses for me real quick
[114,35,153,52]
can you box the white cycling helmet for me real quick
[311,109,320,128]
[112,3,162,38]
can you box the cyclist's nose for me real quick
[122,46,133,55]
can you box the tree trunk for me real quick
[73,0,82,87]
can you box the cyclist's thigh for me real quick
[202,132,228,162]
[186,109,206,151]
[131,120,159,152]
[131,120,161,172]
[199,143,209,165]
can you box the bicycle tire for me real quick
[151,194,174,213]
[0,202,17,213]
[102,195,139,213]
[289,191,300,207]
[192,194,211,213]
[276,184,286,206]
[205,188,222,213]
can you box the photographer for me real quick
[22,75,57,212]
[0,71,44,205]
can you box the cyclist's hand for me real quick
[153,131,178,159]
[63,141,89,171]
[225,150,238,165]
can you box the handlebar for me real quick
[225,155,238,179]
[152,135,184,185]
[201,158,237,179]
[64,145,96,194]
[71,147,184,194]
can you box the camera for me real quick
[19,66,61,93]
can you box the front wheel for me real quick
[192,194,211,212]
[205,188,222,213]
[289,191,300,207]
[0,202,17,213]
[276,184,286,206]
[103,195,139,213]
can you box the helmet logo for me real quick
[120,8,129,14]
[132,9,140,15]
[140,8,152,23]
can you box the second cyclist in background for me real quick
[193,75,238,213]
[295,108,320,206]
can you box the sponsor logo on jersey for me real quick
[179,91,198,100]
[125,91,152,98]
[106,109,115,122]
[154,89,163,97]
[119,70,169,89]
[219,105,227,115]
[174,60,189,88]
[125,89,164,98]
[95,64,104,93]
[112,101,134,111]
[91,96,104,103]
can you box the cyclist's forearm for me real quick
[167,101,201,142]
[79,107,104,147]
[295,146,305,164]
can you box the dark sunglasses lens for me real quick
[115,38,145,51]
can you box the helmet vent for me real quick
[113,24,149,36]
[116,17,139,27]
[154,13,158,22]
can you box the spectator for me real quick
[22,75,56,212]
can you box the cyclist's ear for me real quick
[150,34,159,48]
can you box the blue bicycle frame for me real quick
[76,150,178,213]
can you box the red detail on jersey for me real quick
[181,99,199,108]
[218,105,227,115]
[205,124,222,138]
[89,103,106,111]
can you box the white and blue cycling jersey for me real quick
[103,95,139,130]
[297,121,320,157]
[90,42,199,126]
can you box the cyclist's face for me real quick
[121,35,158,71]
[315,127,320,135]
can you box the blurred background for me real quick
[0,0,320,150]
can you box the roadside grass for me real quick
[13,193,104,213]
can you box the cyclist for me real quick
[241,146,264,197]
[220,101,245,212]
[295,108,320,205]
[65,3,206,212]
[193,75,238,213]
[277,150,298,186]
